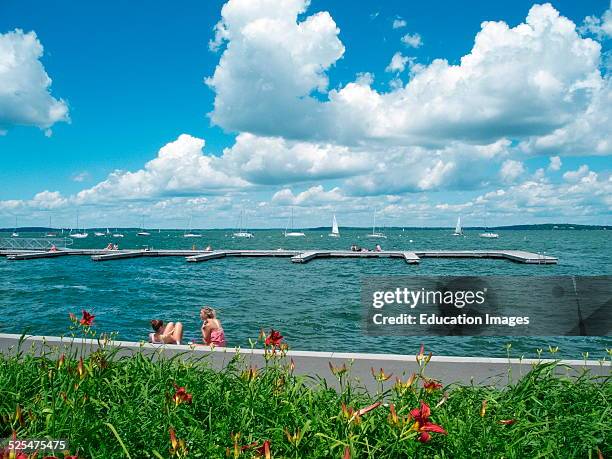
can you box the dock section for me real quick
[415,250,557,264]
[6,251,69,260]
[291,250,421,264]
[186,251,227,263]
[91,250,145,261]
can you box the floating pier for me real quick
[6,251,69,260]
[290,250,421,264]
[0,248,558,264]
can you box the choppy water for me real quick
[1,228,610,358]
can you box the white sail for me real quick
[453,217,463,236]
[329,214,340,237]
[11,216,19,237]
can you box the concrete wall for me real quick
[0,333,608,392]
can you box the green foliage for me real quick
[0,344,609,458]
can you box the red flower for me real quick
[264,329,283,347]
[422,379,443,392]
[79,310,95,326]
[409,401,447,443]
[172,383,193,405]
[255,440,271,459]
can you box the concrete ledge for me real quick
[1,334,608,391]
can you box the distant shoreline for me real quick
[0,223,610,232]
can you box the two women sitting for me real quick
[149,306,225,347]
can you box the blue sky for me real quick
[0,0,610,228]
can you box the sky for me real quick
[0,0,610,229]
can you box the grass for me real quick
[0,328,610,458]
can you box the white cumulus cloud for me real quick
[401,32,422,48]
[548,156,562,171]
[0,29,69,135]
[385,52,410,73]
[392,18,407,29]
[579,5,612,39]
[272,185,346,206]
[499,160,526,184]
[220,133,371,185]
[206,0,345,138]
[207,2,609,154]
[76,134,249,203]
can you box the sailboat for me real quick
[233,210,254,238]
[452,216,463,236]
[366,210,387,239]
[183,216,202,238]
[137,216,151,236]
[94,229,105,237]
[284,208,305,237]
[11,216,19,237]
[70,212,89,239]
[479,215,499,239]
[112,229,124,238]
[328,214,340,237]
[45,215,57,237]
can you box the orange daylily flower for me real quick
[329,361,348,377]
[480,400,488,417]
[76,357,86,379]
[371,367,392,382]
[416,343,432,365]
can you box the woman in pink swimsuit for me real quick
[200,306,226,347]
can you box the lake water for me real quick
[1,228,610,359]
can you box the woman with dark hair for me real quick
[199,306,226,347]
[149,319,183,345]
